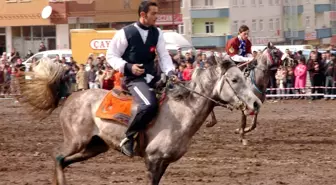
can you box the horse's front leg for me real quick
[205,110,217,127]
[234,112,248,145]
[244,113,258,133]
[145,157,169,185]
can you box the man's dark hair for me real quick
[238,25,249,33]
[138,1,158,17]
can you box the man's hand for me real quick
[170,75,180,83]
[131,64,145,76]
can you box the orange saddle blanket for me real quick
[96,89,133,125]
[96,87,167,125]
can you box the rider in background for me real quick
[106,1,175,157]
[225,25,253,63]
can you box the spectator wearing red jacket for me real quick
[182,61,193,81]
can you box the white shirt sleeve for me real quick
[106,29,128,73]
[231,54,253,62]
[156,28,175,75]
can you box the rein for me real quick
[174,82,233,111]
[250,67,266,95]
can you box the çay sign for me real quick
[90,39,111,50]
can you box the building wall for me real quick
[0,0,50,26]
[192,18,229,35]
[56,24,70,49]
[155,0,182,30]
[230,0,284,45]
[181,0,192,41]
[94,0,142,23]
[191,0,229,8]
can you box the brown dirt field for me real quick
[0,99,336,185]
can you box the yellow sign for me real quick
[70,29,117,64]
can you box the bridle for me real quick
[171,64,246,111]
[239,47,282,95]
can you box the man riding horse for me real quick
[226,25,254,63]
[106,1,176,157]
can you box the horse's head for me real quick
[258,42,284,68]
[214,58,262,115]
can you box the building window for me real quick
[33,26,42,37]
[241,20,246,25]
[251,0,256,6]
[269,19,274,31]
[306,16,310,28]
[275,18,280,30]
[12,26,56,55]
[205,0,213,6]
[240,0,245,6]
[259,0,263,6]
[233,21,238,33]
[178,24,184,34]
[232,0,238,6]
[269,0,273,5]
[205,22,214,33]
[252,19,257,32]
[274,0,280,5]
[180,0,184,8]
[259,19,264,31]
[43,26,56,37]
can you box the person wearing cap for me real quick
[106,1,176,157]
[225,25,253,63]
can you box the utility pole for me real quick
[172,0,175,31]
[288,0,298,45]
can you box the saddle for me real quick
[95,85,166,125]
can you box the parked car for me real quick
[23,49,72,70]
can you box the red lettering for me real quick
[93,41,99,49]
[106,40,111,48]
[100,41,105,49]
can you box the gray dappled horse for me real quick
[206,42,284,145]
[18,57,262,185]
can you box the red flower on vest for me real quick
[150,46,156,53]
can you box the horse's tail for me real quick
[18,57,66,118]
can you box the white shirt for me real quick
[106,23,175,76]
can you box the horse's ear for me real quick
[267,42,274,48]
[217,56,234,71]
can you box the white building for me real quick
[181,0,335,48]
[230,0,284,45]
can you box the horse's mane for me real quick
[168,66,218,100]
[168,58,234,101]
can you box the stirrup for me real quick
[119,132,139,147]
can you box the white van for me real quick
[162,31,196,55]
[23,49,72,70]
[252,45,313,53]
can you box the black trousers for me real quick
[125,79,159,138]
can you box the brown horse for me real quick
[206,42,283,145]
[17,57,262,185]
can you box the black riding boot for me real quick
[120,136,135,157]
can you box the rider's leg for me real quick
[120,79,159,157]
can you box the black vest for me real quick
[122,24,159,82]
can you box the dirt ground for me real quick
[0,99,336,185]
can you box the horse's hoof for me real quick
[205,121,217,127]
[242,139,248,146]
[234,128,240,134]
